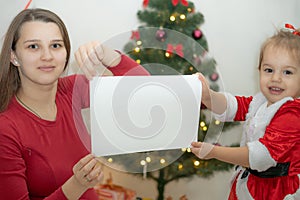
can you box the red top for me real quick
[232,96,300,200]
[0,54,149,200]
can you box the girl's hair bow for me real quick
[285,24,300,36]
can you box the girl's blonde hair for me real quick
[258,26,300,70]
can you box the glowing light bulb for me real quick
[134,47,140,53]
[180,14,186,20]
[107,158,113,163]
[146,157,151,163]
[178,164,183,170]
[170,15,176,21]
[200,121,206,127]
[136,40,142,45]
[160,158,166,164]
[194,160,200,166]
[140,160,146,166]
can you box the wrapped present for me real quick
[95,173,136,200]
[97,188,124,200]
[166,195,188,200]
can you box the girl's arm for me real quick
[196,73,227,115]
[191,142,250,168]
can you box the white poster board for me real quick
[90,75,201,156]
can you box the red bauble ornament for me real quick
[192,29,202,40]
[209,72,219,82]
[156,29,167,42]
[143,0,149,8]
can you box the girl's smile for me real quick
[259,46,300,105]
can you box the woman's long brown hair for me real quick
[0,8,71,112]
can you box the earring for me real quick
[14,60,19,65]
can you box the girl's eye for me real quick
[264,68,273,73]
[283,70,293,75]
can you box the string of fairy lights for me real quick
[130,6,204,73]
[101,2,221,173]
[104,120,221,170]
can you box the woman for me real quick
[0,8,149,199]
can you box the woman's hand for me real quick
[72,154,103,187]
[62,154,103,199]
[74,41,121,80]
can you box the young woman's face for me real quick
[12,21,67,87]
[259,46,300,106]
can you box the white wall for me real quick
[1,0,299,199]
[1,0,299,94]
[198,0,300,95]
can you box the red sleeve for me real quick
[234,96,253,121]
[58,75,90,109]
[58,54,150,109]
[0,119,68,200]
[259,100,300,164]
[108,54,150,76]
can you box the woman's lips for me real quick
[38,66,55,72]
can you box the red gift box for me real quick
[95,173,136,200]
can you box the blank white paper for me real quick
[90,75,201,156]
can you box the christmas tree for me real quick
[100,1,239,200]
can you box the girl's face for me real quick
[259,46,300,106]
[12,21,67,88]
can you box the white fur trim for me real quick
[247,140,276,171]
[240,93,293,146]
[213,92,237,122]
[236,170,254,200]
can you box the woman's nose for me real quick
[40,48,53,60]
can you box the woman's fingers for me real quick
[86,41,102,65]
[74,41,105,80]
[73,154,94,172]
[73,154,104,187]
[86,165,103,182]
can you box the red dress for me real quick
[219,93,300,200]
[0,54,149,200]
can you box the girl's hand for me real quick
[191,141,214,159]
[74,41,121,80]
[194,72,211,104]
[193,72,227,114]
